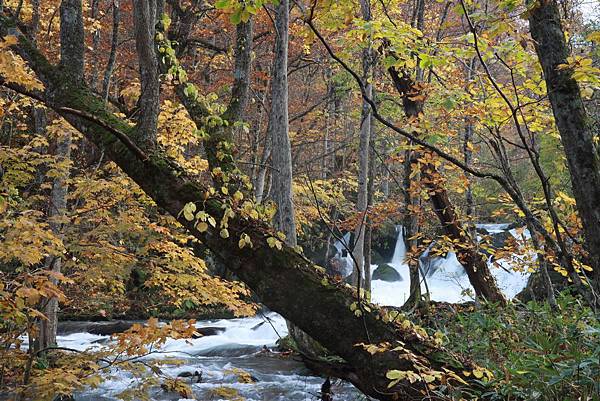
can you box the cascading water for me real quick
[371,224,531,306]
[56,314,363,401]
[332,232,356,278]
[390,225,406,266]
[59,224,531,401]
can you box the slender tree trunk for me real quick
[351,0,373,288]
[133,0,159,146]
[267,0,324,358]
[403,157,421,306]
[102,0,120,103]
[364,110,376,294]
[38,0,83,353]
[39,133,72,351]
[463,57,477,239]
[254,138,271,203]
[89,0,101,88]
[30,0,46,139]
[403,0,425,308]
[529,0,600,294]
[224,20,253,123]
[268,0,296,246]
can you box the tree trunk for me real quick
[268,0,297,246]
[224,20,253,123]
[39,133,72,351]
[37,0,82,352]
[351,0,373,289]
[529,0,600,291]
[254,139,271,203]
[267,0,322,358]
[102,0,120,103]
[463,58,477,240]
[133,0,159,146]
[364,110,376,294]
[89,0,101,88]
[403,0,425,308]
[59,0,84,78]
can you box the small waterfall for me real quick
[390,226,406,266]
[332,232,355,277]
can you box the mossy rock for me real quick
[371,222,399,265]
[372,264,402,282]
[276,334,298,352]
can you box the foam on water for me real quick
[154,314,288,357]
[371,224,531,306]
[62,224,531,400]
[59,313,364,401]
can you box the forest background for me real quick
[1,0,600,399]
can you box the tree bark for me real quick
[225,20,253,123]
[268,0,297,246]
[89,0,102,88]
[102,0,120,103]
[39,132,72,351]
[133,0,160,146]
[364,109,376,294]
[351,0,373,289]
[529,0,600,291]
[463,57,477,240]
[38,0,82,352]
[403,0,425,308]
[59,0,84,79]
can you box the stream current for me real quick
[61,224,530,400]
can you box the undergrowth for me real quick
[420,294,600,401]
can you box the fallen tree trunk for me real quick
[4,19,487,400]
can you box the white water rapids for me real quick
[57,224,530,400]
[58,314,364,401]
[370,225,531,305]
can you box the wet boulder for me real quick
[57,321,135,336]
[177,370,203,383]
[372,264,402,282]
[87,321,135,335]
[191,326,226,338]
[371,223,399,265]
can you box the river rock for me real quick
[192,326,226,338]
[58,321,225,337]
[57,321,136,336]
[372,264,402,282]
[371,223,399,265]
[177,370,203,383]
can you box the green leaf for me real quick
[386,370,406,380]
[182,202,196,221]
[215,0,231,9]
[230,8,243,25]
